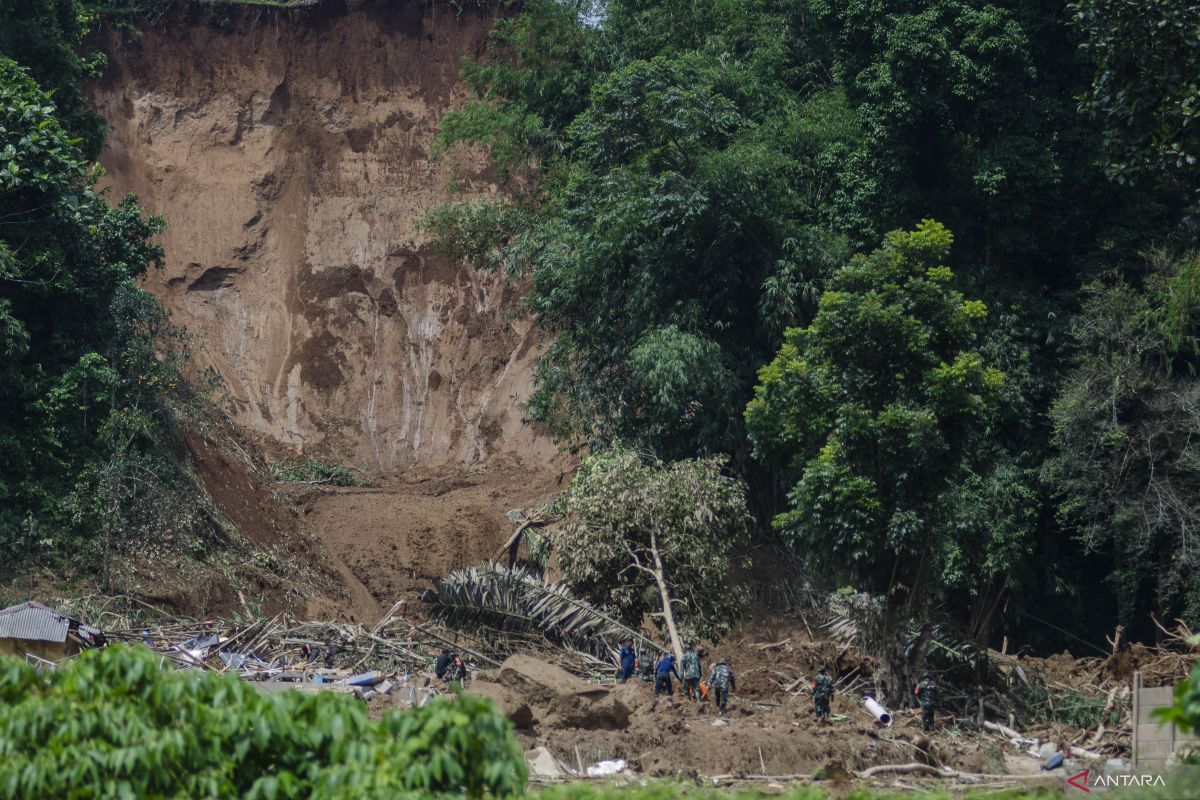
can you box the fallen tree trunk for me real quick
[859,763,951,779]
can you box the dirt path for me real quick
[298,458,566,620]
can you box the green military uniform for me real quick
[812,668,833,721]
[681,647,702,701]
[916,676,937,731]
[709,659,735,714]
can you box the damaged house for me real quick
[0,601,103,662]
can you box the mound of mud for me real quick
[473,655,630,731]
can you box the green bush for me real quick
[0,645,525,799]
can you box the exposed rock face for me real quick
[91,1,556,472]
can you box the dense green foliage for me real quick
[432,0,1197,650]
[1046,252,1200,624]
[0,0,213,576]
[0,645,526,799]
[558,449,750,649]
[1071,0,1200,220]
[744,221,1003,696]
[746,221,1002,600]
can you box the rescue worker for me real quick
[323,639,337,669]
[435,649,451,682]
[708,657,735,714]
[617,639,637,683]
[681,643,702,701]
[654,652,680,696]
[811,663,833,722]
[915,673,937,731]
[450,653,468,686]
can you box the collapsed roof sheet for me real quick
[0,602,71,643]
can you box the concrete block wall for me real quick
[1133,671,1199,769]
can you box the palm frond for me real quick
[424,563,665,662]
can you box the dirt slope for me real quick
[88,1,569,618]
[298,458,567,620]
[91,0,558,474]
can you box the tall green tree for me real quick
[1046,252,1200,629]
[556,448,750,661]
[745,221,1003,701]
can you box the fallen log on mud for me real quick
[859,763,951,779]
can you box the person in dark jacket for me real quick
[617,639,637,683]
[654,653,680,696]
[435,649,452,681]
[812,663,833,722]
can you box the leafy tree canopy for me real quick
[745,221,1003,697]
[1071,0,1200,220]
[1046,251,1200,625]
[557,448,750,655]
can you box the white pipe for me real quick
[864,696,892,725]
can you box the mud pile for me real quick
[91,0,557,473]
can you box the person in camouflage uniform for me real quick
[811,663,833,721]
[915,674,937,731]
[681,643,702,701]
[708,657,735,714]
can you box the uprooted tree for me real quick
[745,220,1004,704]
[556,449,750,663]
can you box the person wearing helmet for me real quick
[708,657,735,714]
[915,673,938,731]
[811,663,833,722]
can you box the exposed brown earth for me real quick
[88,0,569,617]
[92,0,558,475]
[294,458,568,621]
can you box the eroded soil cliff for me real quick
[90,1,566,616]
[93,0,556,474]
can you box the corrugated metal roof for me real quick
[0,602,71,643]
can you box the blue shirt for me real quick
[656,655,676,675]
[619,646,636,668]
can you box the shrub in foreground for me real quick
[0,645,525,799]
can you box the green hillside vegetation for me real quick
[429,0,1200,668]
[0,0,233,583]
